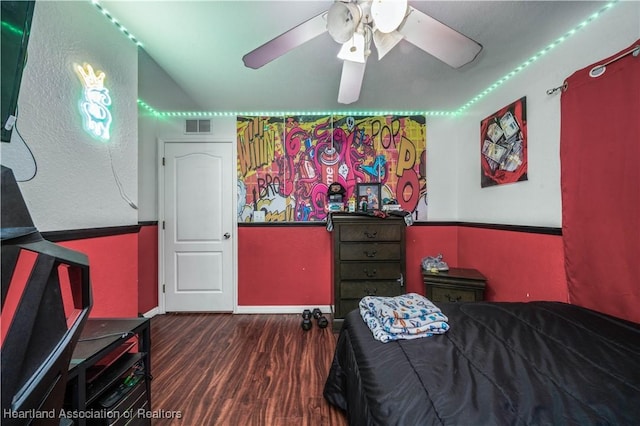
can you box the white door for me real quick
[162,141,234,312]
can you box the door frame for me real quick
[157,137,238,314]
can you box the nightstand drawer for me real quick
[340,224,402,242]
[430,286,480,303]
[340,262,402,280]
[422,267,486,303]
[340,243,401,261]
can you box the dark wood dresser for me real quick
[423,267,486,303]
[331,213,406,331]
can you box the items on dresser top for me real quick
[326,182,346,212]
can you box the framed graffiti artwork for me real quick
[356,183,381,212]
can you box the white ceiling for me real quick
[99,0,609,112]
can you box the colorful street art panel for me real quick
[480,97,528,188]
[237,116,286,221]
[237,115,427,223]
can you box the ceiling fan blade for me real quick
[338,59,367,104]
[399,6,482,68]
[372,29,404,60]
[242,12,327,69]
[370,0,408,33]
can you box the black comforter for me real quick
[324,301,640,425]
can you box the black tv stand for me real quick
[65,318,151,426]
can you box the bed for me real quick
[323,301,640,425]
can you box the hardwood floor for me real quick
[149,313,348,425]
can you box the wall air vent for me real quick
[185,119,211,134]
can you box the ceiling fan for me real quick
[242,0,482,104]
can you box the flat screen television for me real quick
[1,1,36,143]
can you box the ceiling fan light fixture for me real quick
[371,0,408,33]
[243,0,485,105]
[327,1,362,43]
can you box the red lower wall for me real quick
[133,223,568,311]
[405,226,459,294]
[138,225,158,314]
[60,233,138,317]
[10,223,564,317]
[238,226,333,306]
[236,225,462,306]
[236,224,567,306]
[457,226,567,302]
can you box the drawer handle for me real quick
[364,231,378,239]
[364,250,377,258]
[444,293,462,302]
[364,287,377,296]
[363,268,377,278]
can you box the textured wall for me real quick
[7,1,138,232]
[136,49,202,221]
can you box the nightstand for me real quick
[423,267,486,303]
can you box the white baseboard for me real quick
[142,306,160,318]
[234,305,333,315]
[144,305,333,316]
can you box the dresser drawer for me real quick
[340,243,401,261]
[337,282,404,318]
[340,281,403,298]
[429,286,481,303]
[340,262,402,280]
[336,299,362,318]
[340,224,402,242]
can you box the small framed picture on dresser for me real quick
[356,183,381,212]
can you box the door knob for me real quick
[224,233,231,239]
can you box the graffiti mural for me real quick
[237,115,427,222]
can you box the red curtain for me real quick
[561,39,640,323]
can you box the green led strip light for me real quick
[91,0,618,117]
[90,0,142,46]
[454,0,618,114]
[1,20,25,37]
[136,104,455,117]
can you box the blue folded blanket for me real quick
[359,293,450,343]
